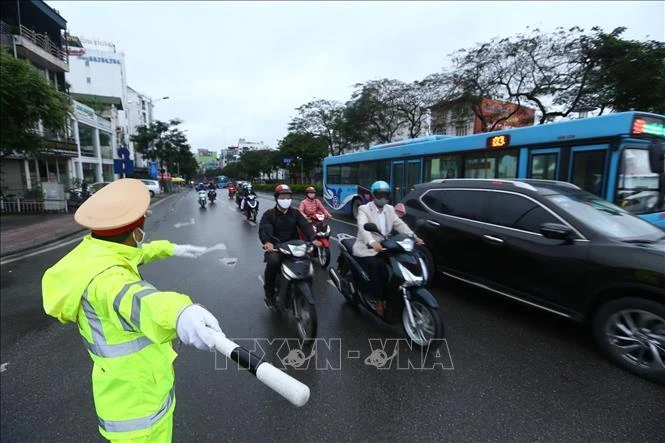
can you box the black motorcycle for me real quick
[244,194,259,222]
[329,223,443,349]
[261,239,318,344]
[208,189,217,204]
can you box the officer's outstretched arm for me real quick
[96,269,193,344]
[140,240,176,265]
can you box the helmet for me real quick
[305,186,316,194]
[274,184,292,200]
[370,180,390,195]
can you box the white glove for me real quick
[176,304,223,351]
[173,244,207,258]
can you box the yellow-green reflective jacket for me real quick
[42,236,193,440]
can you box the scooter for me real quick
[300,213,331,268]
[228,186,236,200]
[328,223,443,349]
[198,190,207,208]
[260,239,318,344]
[244,194,259,222]
[208,189,217,204]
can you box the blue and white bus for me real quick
[322,111,665,227]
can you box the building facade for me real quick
[0,0,77,197]
[125,86,154,169]
[71,100,115,184]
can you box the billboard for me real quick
[474,98,536,133]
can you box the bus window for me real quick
[571,150,606,196]
[341,164,357,184]
[327,165,341,184]
[530,154,558,180]
[424,155,462,181]
[378,160,391,182]
[616,148,663,214]
[465,153,496,179]
[497,153,518,178]
[357,161,378,188]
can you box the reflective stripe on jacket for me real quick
[42,236,192,440]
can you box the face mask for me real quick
[133,227,147,248]
[374,198,388,207]
[277,199,292,209]
[307,193,316,199]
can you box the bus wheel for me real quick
[352,198,361,220]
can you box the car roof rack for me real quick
[428,178,581,191]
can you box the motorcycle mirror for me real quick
[363,223,379,233]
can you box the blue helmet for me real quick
[370,180,390,195]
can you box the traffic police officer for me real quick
[42,179,222,442]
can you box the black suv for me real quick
[401,178,665,383]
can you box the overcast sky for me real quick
[51,1,664,152]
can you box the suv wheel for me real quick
[149,190,155,198]
[593,297,665,384]
[351,198,361,220]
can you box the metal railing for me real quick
[0,197,68,214]
[18,24,68,64]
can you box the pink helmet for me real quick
[395,203,406,214]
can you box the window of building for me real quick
[455,126,468,136]
[424,154,462,181]
[102,164,114,181]
[99,131,112,159]
[78,123,96,157]
[82,163,97,183]
[86,77,91,84]
[571,149,606,196]
[85,60,89,67]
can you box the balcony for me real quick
[12,24,68,72]
[42,130,78,157]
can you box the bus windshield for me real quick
[616,148,664,215]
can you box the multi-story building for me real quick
[125,86,154,169]
[71,100,115,183]
[0,0,76,197]
[238,138,269,152]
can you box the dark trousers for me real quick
[357,255,388,300]
[264,251,283,294]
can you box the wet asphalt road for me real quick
[1,189,664,442]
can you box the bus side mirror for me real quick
[648,141,665,174]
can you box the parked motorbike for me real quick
[244,194,259,222]
[300,213,331,268]
[198,190,207,208]
[208,189,217,204]
[261,239,318,344]
[329,223,443,349]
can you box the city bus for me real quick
[215,175,230,188]
[322,111,665,227]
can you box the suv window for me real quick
[421,189,489,222]
[487,192,558,233]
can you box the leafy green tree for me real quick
[288,99,352,155]
[0,49,70,157]
[279,132,328,183]
[586,27,665,114]
[347,79,408,144]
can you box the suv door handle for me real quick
[483,235,504,244]
[427,220,440,227]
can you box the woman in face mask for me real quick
[351,181,424,316]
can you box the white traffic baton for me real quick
[209,330,311,407]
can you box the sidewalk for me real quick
[0,193,171,258]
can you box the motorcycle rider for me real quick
[298,186,331,221]
[240,183,256,211]
[259,184,321,307]
[352,180,424,317]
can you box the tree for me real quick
[586,27,665,114]
[279,132,328,183]
[394,78,443,138]
[347,79,408,144]
[0,49,70,157]
[446,27,602,126]
[288,99,351,155]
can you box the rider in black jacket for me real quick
[258,184,320,307]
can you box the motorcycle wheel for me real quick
[317,247,331,268]
[401,299,443,350]
[294,285,318,343]
[337,262,358,306]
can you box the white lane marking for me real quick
[0,362,7,373]
[173,218,195,228]
[198,243,227,256]
[0,235,84,266]
[220,257,238,267]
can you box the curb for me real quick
[0,193,180,260]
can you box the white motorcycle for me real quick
[198,190,207,209]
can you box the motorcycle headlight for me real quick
[396,238,415,252]
[288,244,308,257]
